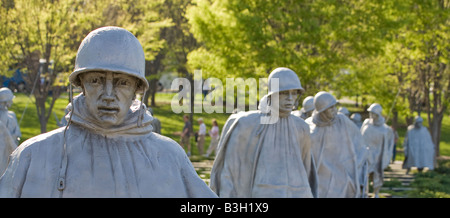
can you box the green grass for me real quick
[10,92,70,143]
[151,99,230,160]
[408,159,450,198]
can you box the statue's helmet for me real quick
[414,116,423,124]
[350,113,361,122]
[267,67,304,96]
[300,96,315,113]
[314,91,337,113]
[338,107,350,116]
[69,26,149,93]
[0,87,14,102]
[367,103,382,116]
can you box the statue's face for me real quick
[415,121,422,128]
[80,71,138,128]
[319,105,337,122]
[369,112,379,121]
[275,89,298,117]
[0,100,12,110]
[0,101,8,110]
[305,110,313,118]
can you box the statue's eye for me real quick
[120,80,128,86]
[115,79,130,87]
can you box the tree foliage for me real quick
[0,0,168,133]
[187,0,450,156]
[187,0,398,94]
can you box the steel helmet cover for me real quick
[69,26,149,93]
[267,67,304,96]
[314,91,338,113]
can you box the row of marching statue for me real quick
[0,27,435,198]
[210,67,436,198]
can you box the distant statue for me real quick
[350,113,363,129]
[338,107,350,117]
[0,87,21,145]
[0,120,16,174]
[360,103,394,198]
[147,107,161,134]
[305,91,367,198]
[402,116,435,174]
[0,26,217,198]
[292,96,314,120]
[210,67,318,198]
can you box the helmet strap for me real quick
[137,91,147,127]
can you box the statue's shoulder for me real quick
[290,114,310,131]
[14,127,65,157]
[7,110,17,118]
[145,132,188,157]
[228,110,262,126]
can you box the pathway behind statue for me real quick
[210,67,318,198]
[0,26,217,198]
[402,116,435,174]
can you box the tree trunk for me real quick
[35,96,48,133]
[144,52,164,107]
[429,112,443,157]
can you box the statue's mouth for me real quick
[98,106,119,114]
[284,103,293,108]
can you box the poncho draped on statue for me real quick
[0,94,217,198]
[210,111,318,198]
[402,125,435,170]
[361,117,394,189]
[306,113,367,198]
[0,109,21,144]
[0,121,16,175]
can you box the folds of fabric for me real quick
[361,118,394,188]
[0,95,217,198]
[306,113,366,198]
[402,125,435,170]
[210,111,317,198]
[0,121,16,175]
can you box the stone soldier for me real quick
[0,26,217,198]
[360,103,394,198]
[210,67,318,198]
[0,120,15,174]
[402,116,435,174]
[306,91,367,198]
[350,113,363,129]
[0,87,21,145]
[292,96,314,120]
[338,106,350,117]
